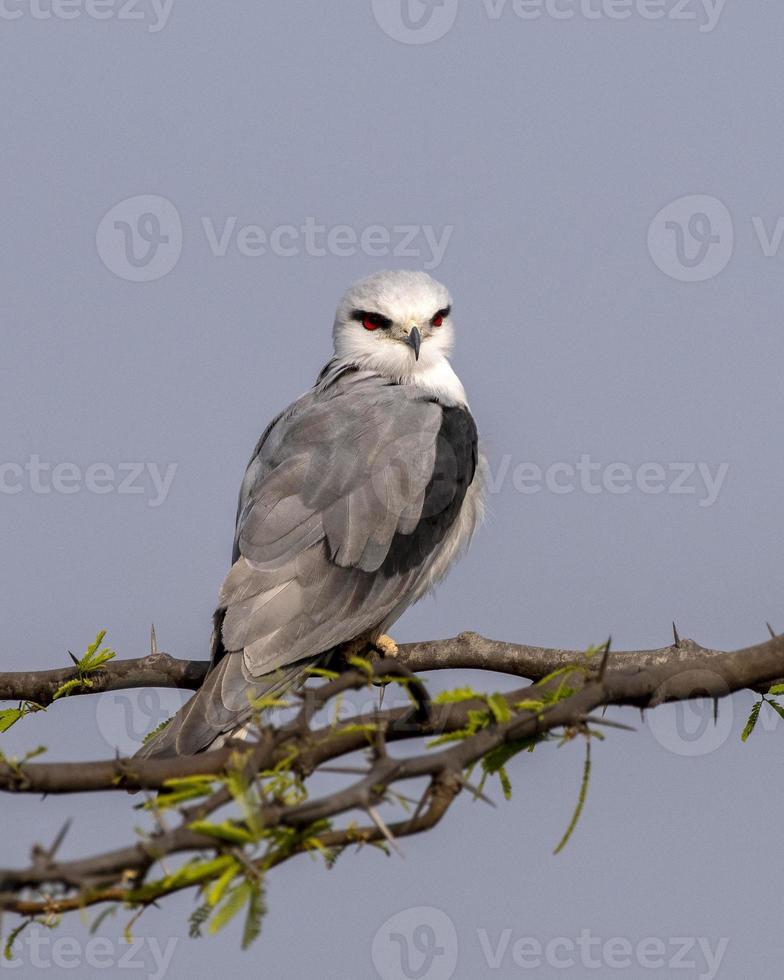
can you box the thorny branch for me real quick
[0,627,782,929]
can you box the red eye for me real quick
[431,307,450,328]
[360,313,389,331]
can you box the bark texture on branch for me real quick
[0,628,781,921]
[1,628,767,707]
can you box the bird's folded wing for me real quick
[219,375,455,677]
[136,374,476,759]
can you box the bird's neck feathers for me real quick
[400,355,467,405]
[323,348,467,406]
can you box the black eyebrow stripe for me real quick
[351,309,393,328]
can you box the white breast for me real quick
[403,357,467,406]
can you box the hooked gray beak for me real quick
[404,326,421,360]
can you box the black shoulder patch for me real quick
[380,403,478,578]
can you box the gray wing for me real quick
[221,371,448,670]
[136,370,475,759]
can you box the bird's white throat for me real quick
[397,355,467,406]
[330,348,467,406]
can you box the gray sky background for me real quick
[2,2,783,977]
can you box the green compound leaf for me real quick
[206,860,241,908]
[0,702,45,734]
[209,880,253,936]
[189,820,256,846]
[766,699,784,723]
[4,920,35,961]
[553,740,592,855]
[0,709,25,734]
[52,678,90,701]
[188,904,211,939]
[433,687,482,705]
[741,700,763,742]
[242,880,267,950]
[142,717,171,745]
[347,655,374,676]
[486,693,512,724]
[51,631,117,701]
[304,666,340,680]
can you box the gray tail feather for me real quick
[133,652,320,760]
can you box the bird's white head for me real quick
[332,270,464,403]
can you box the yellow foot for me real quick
[372,634,399,707]
[373,634,399,659]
